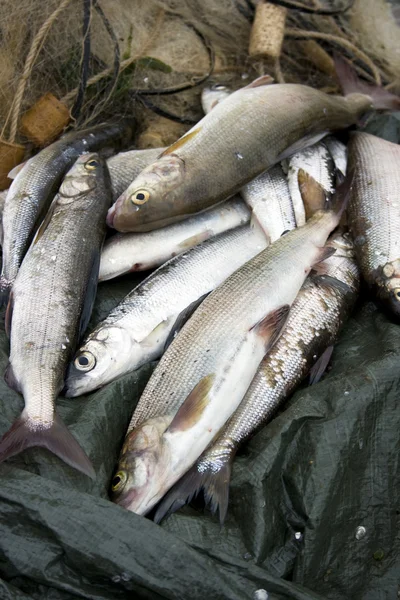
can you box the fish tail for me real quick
[0,410,95,479]
[0,277,12,309]
[334,53,400,111]
[153,460,233,525]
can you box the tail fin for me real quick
[0,411,95,479]
[334,53,400,111]
[0,277,12,309]
[153,460,233,525]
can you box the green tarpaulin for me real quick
[1,116,400,600]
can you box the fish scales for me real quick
[241,165,295,241]
[107,148,162,201]
[201,240,359,460]
[129,211,339,430]
[348,132,400,276]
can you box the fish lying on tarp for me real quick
[106,70,395,232]
[0,153,112,477]
[66,223,267,397]
[154,232,360,523]
[110,174,351,516]
[347,131,400,320]
[0,121,133,306]
[99,196,250,281]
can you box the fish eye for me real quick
[74,351,96,372]
[131,190,150,205]
[394,288,400,301]
[85,158,99,171]
[111,470,127,492]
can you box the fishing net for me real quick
[0,0,399,150]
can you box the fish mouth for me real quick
[106,203,117,228]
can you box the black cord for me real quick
[71,0,92,120]
[136,95,198,125]
[132,22,215,96]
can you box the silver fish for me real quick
[0,121,132,305]
[107,80,372,232]
[324,136,347,175]
[107,147,162,202]
[110,180,349,516]
[66,224,267,397]
[0,153,112,477]
[285,141,336,227]
[0,188,9,246]
[240,165,295,242]
[99,196,250,281]
[154,233,360,523]
[347,131,400,320]
[201,84,232,114]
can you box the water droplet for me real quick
[143,77,149,83]
[344,390,350,396]
[254,590,268,600]
[243,552,253,561]
[241,73,249,80]
[235,152,244,160]
[313,354,317,360]
[61,344,66,350]
[51,255,56,262]
[355,526,366,540]
[295,531,303,541]
[121,572,130,581]
[111,575,121,583]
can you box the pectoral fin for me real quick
[251,305,290,352]
[178,230,212,250]
[8,161,27,179]
[165,374,215,434]
[163,293,210,352]
[298,169,329,218]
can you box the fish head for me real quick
[107,154,186,232]
[65,326,147,396]
[201,84,231,114]
[373,259,400,322]
[58,153,104,204]
[110,416,173,515]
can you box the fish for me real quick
[201,84,232,114]
[285,141,336,227]
[66,223,267,397]
[324,136,347,176]
[154,232,360,523]
[347,131,400,320]
[0,121,133,306]
[107,79,373,232]
[107,147,162,201]
[0,153,112,477]
[110,177,350,515]
[99,196,250,281]
[240,165,295,242]
[0,188,9,246]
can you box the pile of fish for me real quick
[0,64,399,524]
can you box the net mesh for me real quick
[0,0,398,146]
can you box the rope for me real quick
[61,8,165,106]
[2,0,73,143]
[285,28,382,85]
